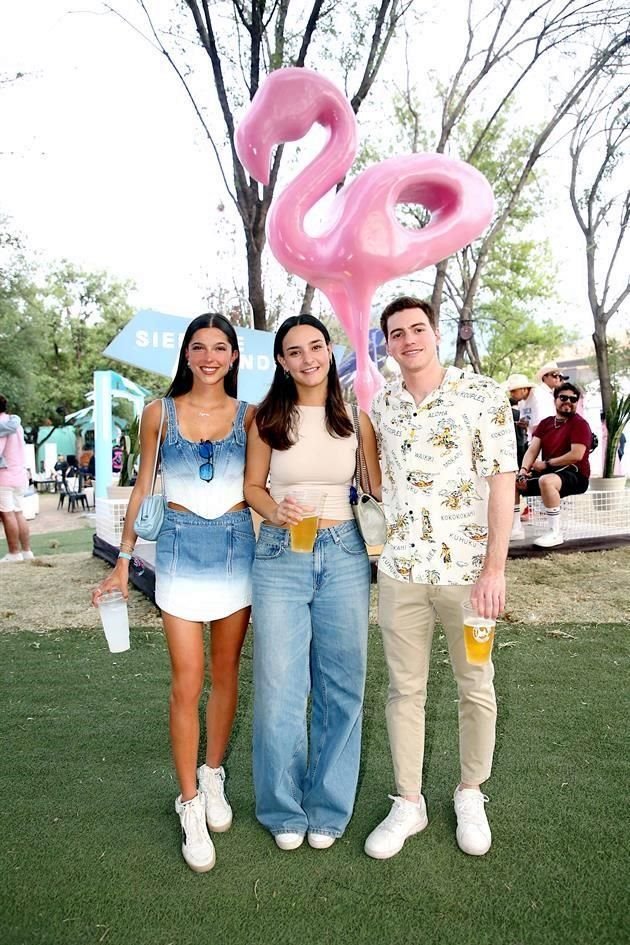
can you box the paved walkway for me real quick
[26,491,95,535]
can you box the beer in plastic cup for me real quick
[98,589,130,653]
[289,490,326,553]
[461,600,495,665]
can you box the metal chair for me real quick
[58,475,89,512]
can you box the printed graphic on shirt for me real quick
[372,366,517,587]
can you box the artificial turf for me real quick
[1,620,627,945]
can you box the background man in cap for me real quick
[520,361,569,439]
[505,375,533,540]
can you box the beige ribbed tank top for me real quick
[269,406,357,521]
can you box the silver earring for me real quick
[284,370,290,379]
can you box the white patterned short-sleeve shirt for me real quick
[371,366,517,586]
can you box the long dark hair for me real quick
[256,314,353,451]
[166,313,240,399]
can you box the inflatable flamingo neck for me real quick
[236,68,357,263]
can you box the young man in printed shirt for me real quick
[365,297,516,860]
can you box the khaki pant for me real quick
[377,571,496,795]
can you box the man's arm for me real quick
[545,442,587,470]
[0,414,20,438]
[471,471,515,619]
[518,436,542,476]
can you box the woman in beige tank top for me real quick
[245,314,380,851]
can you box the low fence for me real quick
[525,488,630,541]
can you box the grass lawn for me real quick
[0,528,94,557]
[1,618,627,945]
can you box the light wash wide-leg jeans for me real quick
[252,521,370,839]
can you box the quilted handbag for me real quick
[133,400,166,541]
[350,405,387,547]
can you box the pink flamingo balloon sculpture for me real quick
[236,67,494,411]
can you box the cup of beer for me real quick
[461,600,495,665]
[288,490,327,553]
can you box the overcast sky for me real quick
[1,0,622,344]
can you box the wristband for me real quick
[118,551,132,561]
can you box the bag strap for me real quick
[350,405,371,495]
[148,399,165,497]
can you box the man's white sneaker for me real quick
[364,795,428,860]
[307,831,336,849]
[274,832,305,850]
[454,788,491,856]
[175,791,216,872]
[197,764,232,832]
[533,530,564,548]
[0,552,23,563]
[510,527,525,541]
[21,550,35,560]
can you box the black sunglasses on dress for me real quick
[199,440,214,482]
[557,394,578,403]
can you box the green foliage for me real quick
[118,415,140,487]
[587,334,630,388]
[604,389,630,478]
[478,311,575,380]
[475,233,577,379]
[0,226,163,439]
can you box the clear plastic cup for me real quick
[461,600,495,665]
[288,490,327,553]
[98,589,130,653]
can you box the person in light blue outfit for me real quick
[93,313,255,874]
[244,315,381,851]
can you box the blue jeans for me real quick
[252,521,370,838]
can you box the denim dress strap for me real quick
[233,400,249,447]
[164,397,179,446]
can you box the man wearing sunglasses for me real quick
[516,383,592,547]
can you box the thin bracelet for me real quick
[118,551,133,561]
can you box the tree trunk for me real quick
[431,259,448,323]
[593,322,613,417]
[244,230,267,330]
[300,284,316,315]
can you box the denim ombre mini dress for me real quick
[154,398,255,622]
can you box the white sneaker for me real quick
[510,527,525,541]
[533,530,564,548]
[0,552,23,563]
[364,795,428,860]
[175,791,216,872]
[275,832,305,850]
[307,831,336,849]
[454,788,491,856]
[197,764,232,832]
[21,550,35,560]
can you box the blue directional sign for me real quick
[104,309,345,404]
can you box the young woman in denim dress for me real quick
[244,314,381,851]
[92,313,255,873]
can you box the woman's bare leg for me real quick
[162,612,205,800]
[205,606,250,767]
